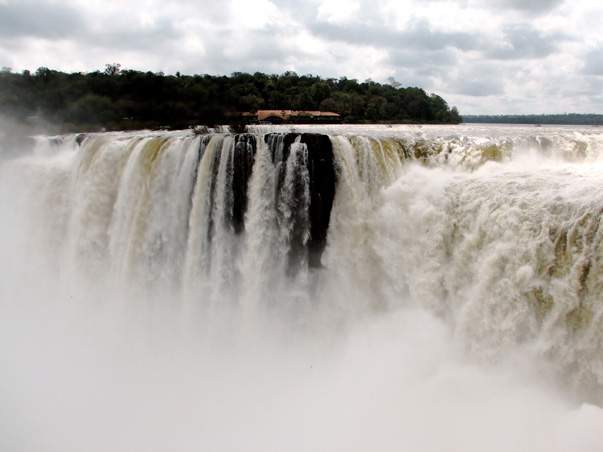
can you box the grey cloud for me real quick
[446,64,506,96]
[583,48,603,75]
[0,48,11,69]
[271,0,318,22]
[0,1,84,39]
[309,19,477,52]
[484,24,565,60]
[274,0,388,26]
[586,76,603,93]
[89,19,179,52]
[0,0,179,54]
[386,48,457,88]
[450,77,505,96]
[177,27,304,76]
[491,0,565,14]
[388,48,457,68]
[389,68,438,91]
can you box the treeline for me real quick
[464,114,603,126]
[0,65,461,132]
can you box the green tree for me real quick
[104,63,122,76]
[0,67,463,131]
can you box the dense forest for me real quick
[0,65,461,133]
[464,114,603,126]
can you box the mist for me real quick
[2,274,602,451]
[0,111,62,161]
[0,113,30,158]
[2,125,603,451]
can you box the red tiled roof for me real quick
[256,110,340,121]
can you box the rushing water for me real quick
[1,124,603,451]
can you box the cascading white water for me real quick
[2,124,603,452]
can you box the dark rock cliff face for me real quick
[75,133,87,146]
[289,134,336,268]
[266,133,336,269]
[232,134,257,234]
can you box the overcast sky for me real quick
[1,0,602,114]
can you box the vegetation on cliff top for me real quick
[0,65,461,132]
[464,114,603,126]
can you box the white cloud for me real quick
[317,0,361,23]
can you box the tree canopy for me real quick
[464,114,603,126]
[0,66,461,132]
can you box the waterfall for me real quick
[2,124,603,452]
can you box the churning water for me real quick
[1,124,603,451]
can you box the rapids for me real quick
[1,124,603,451]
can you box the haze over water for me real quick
[2,123,603,451]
